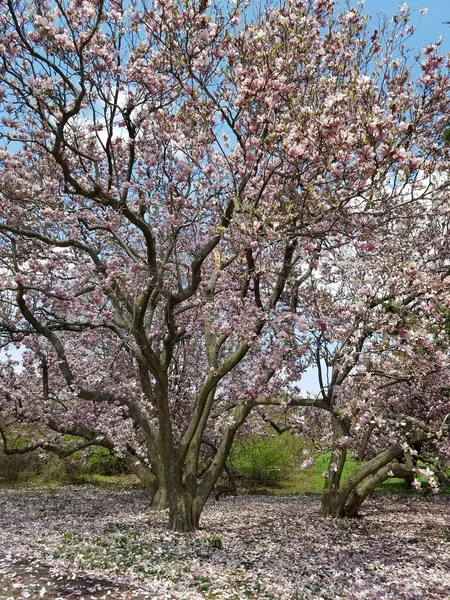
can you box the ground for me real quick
[0,486,449,600]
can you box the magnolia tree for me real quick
[0,0,449,531]
[289,187,450,517]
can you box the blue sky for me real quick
[364,1,450,52]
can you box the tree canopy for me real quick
[0,0,449,530]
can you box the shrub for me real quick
[0,444,125,484]
[84,447,125,476]
[228,434,302,486]
[0,450,49,483]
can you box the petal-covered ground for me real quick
[0,486,449,599]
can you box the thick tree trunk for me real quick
[167,488,206,532]
[321,490,347,518]
[151,485,169,510]
[322,460,415,518]
[321,484,372,518]
[168,492,195,532]
[160,389,254,531]
[161,450,209,532]
[342,488,367,518]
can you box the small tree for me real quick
[0,0,449,530]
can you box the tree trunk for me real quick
[322,460,415,518]
[167,488,205,532]
[151,485,169,510]
[162,452,209,532]
[320,489,347,518]
[321,484,371,518]
[320,418,348,517]
[342,488,367,518]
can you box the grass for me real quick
[278,453,358,495]
[245,452,450,496]
[0,472,139,489]
[1,445,449,498]
[236,452,357,496]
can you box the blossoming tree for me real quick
[291,187,450,517]
[0,0,449,530]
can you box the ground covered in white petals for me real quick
[0,486,449,599]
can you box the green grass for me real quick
[257,453,450,496]
[0,472,138,489]
[379,478,450,494]
[272,453,356,495]
[68,473,135,486]
[1,443,449,499]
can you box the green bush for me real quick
[0,450,49,483]
[228,434,302,486]
[84,447,124,476]
[0,444,125,485]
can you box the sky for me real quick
[364,0,450,53]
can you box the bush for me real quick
[84,447,125,476]
[229,434,303,486]
[0,444,125,485]
[0,450,49,483]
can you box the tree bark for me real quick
[322,459,415,518]
[166,487,207,532]
[320,418,348,517]
[343,462,414,517]
[321,491,347,518]
[151,485,169,510]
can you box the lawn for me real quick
[3,447,448,498]
[239,451,450,496]
[277,453,358,495]
[0,486,449,599]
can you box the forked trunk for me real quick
[321,455,415,518]
[321,481,365,518]
[168,489,206,532]
[321,491,363,518]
